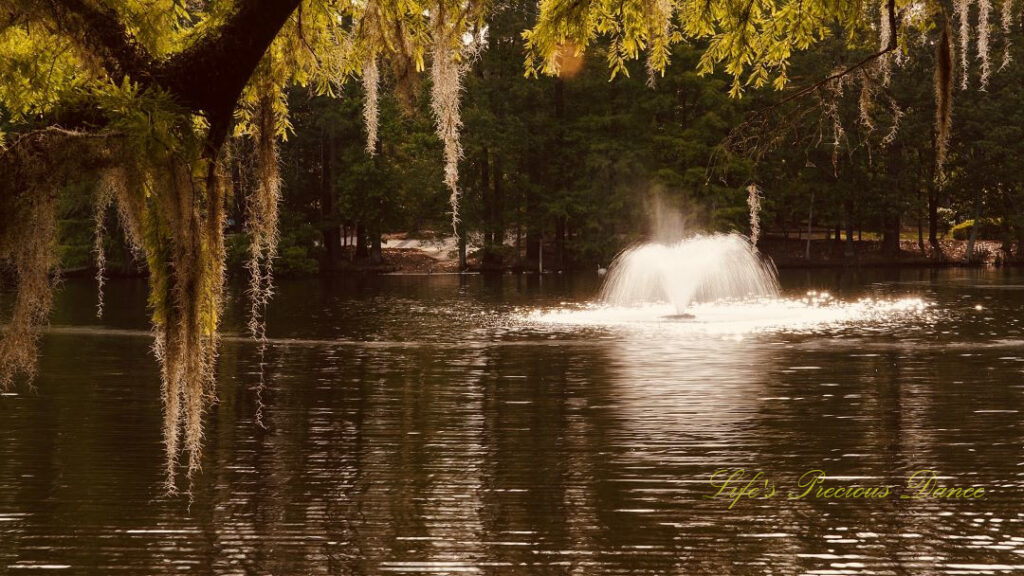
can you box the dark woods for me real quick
[52,6,1024,276]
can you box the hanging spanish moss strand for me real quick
[819,76,847,175]
[0,132,105,392]
[955,0,972,89]
[93,171,121,318]
[244,94,282,431]
[881,100,904,147]
[110,163,145,257]
[140,156,228,490]
[979,0,993,87]
[859,71,876,132]
[746,184,762,246]
[1000,0,1014,69]
[878,0,893,85]
[935,18,955,183]
[0,192,57,391]
[245,95,282,342]
[430,7,467,236]
[363,56,381,155]
[861,0,900,135]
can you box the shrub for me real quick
[226,223,321,277]
[936,207,956,237]
[951,218,1003,241]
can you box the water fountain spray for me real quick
[599,234,779,315]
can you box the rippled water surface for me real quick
[1,268,1022,574]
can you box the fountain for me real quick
[530,232,926,334]
[599,233,779,315]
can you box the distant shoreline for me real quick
[758,237,1010,269]
[43,237,1022,279]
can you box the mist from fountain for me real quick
[599,234,779,314]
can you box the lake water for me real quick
[0,268,1022,574]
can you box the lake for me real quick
[1,268,1021,574]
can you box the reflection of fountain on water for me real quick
[604,336,772,438]
[600,233,779,314]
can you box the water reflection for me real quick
[604,336,772,438]
[0,269,1022,574]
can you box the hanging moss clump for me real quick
[0,130,110,390]
[430,5,469,235]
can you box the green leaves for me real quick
[526,0,867,96]
[0,26,89,122]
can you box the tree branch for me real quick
[155,0,303,149]
[774,0,899,108]
[14,0,303,152]
[36,0,153,84]
[713,0,902,167]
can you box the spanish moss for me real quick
[244,95,282,343]
[878,0,893,85]
[0,189,57,391]
[979,0,993,87]
[243,94,282,432]
[1001,0,1015,69]
[430,6,467,235]
[746,184,762,246]
[935,18,955,182]
[955,0,972,89]
[363,56,381,155]
[92,169,121,318]
[146,159,228,487]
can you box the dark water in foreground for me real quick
[0,268,1022,575]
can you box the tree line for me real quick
[230,6,1024,273]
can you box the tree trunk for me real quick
[928,184,940,249]
[916,152,925,253]
[320,129,340,272]
[966,190,980,262]
[369,201,383,265]
[928,134,941,251]
[525,155,541,266]
[805,190,814,260]
[844,197,855,257]
[458,225,467,271]
[355,222,368,259]
[1016,210,1024,259]
[370,232,383,264]
[555,215,567,271]
[917,190,925,253]
[480,145,492,246]
[882,214,901,257]
[493,153,504,248]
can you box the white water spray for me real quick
[600,234,779,314]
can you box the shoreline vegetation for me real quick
[48,234,1013,279]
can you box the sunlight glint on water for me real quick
[529,295,931,335]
